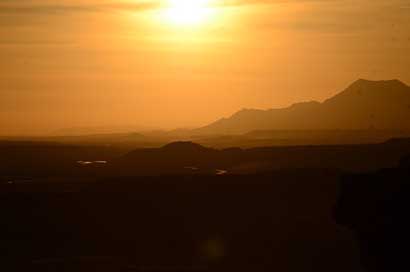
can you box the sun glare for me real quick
[160,0,216,26]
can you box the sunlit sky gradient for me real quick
[1,0,410,135]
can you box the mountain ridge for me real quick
[194,79,410,135]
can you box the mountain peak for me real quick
[161,141,210,152]
[351,79,408,89]
[323,79,410,105]
[196,78,410,134]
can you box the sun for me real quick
[160,0,216,26]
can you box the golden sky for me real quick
[1,0,410,135]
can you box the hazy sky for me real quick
[1,0,410,135]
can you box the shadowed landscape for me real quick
[2,0,410,270]
[1,79,410,271]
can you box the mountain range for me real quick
[5,79,410,148]
[195,79,410,135]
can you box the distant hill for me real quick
[195,79,410,135]
[195,129,410,148]
[110,138,410,175]
[113,141,233,175]
[2,138,410,177]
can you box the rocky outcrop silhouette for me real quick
[335,156,410,271]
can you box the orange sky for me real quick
[1,0,410,135]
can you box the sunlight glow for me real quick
[160,0,216,26]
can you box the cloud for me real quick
[0,0,339,15]
[0,2,158,15]
[1,0,408,36]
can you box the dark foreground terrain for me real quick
[1,171,361,272]
[1,139,410,271]
[336,156,410,272]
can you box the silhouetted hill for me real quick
[161,141,211,153]
[400,154,410,168]
[109,138,410,176]
[195,129,410,148]
[196,79,410,134]
[3,138,410,177]
[113,142,221,175]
